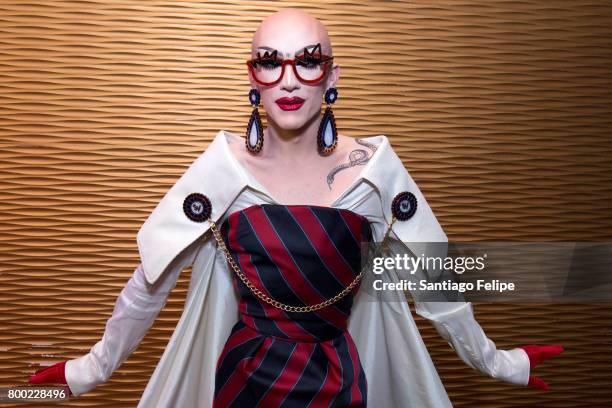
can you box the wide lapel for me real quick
[362,135,448,250]
[136,130,248,285]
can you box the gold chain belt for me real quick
[208,214,396,313]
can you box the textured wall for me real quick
[1,1,611,407]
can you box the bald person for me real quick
[229,8,376,207]
[27,8,375,403]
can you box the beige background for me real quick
[1,1,611,407]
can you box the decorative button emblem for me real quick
[183,193,211,222]
[391,191,417,221]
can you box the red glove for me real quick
[28,361,73,396]
[519,344,564,391]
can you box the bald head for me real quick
[252,8,332,58]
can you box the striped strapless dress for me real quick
[213,204,372,408]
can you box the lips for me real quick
[276,96,305,111]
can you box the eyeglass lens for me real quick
[253,59,325,84]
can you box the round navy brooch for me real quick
[183,193,211,222]
[391,191,417,221]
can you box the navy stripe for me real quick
[361,217,373,243]
[263,206,352,317]
[331,336,355,407]
[233,210,318,339]
[215,335,264,396]
[246,292,290,339]
[229,339,296,407]
[278,344,315,407]
[217,204,370,407]
[357,361,367,406]
[314,206,362,251]
[286,206,355,313]
[246,207,342,339]
[280,343,328,407]
[310,207,364,277]
[238,209,308,307]
[286,207,349,289]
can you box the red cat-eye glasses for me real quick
[247,48,334,86]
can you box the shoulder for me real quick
[136,130,246,285]
[337,134,392,157]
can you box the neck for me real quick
[261,112,323,163]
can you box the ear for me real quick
[327,63,340,89]
[247,65,258,89]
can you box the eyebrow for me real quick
[257,44,321,57]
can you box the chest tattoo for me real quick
[326,138,378,189]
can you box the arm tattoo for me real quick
[326,138,378,190]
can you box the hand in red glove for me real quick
[519,344,564,391]
[28,361,73,396]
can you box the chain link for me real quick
[208,214,396,313]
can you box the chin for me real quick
[270,113,309,130]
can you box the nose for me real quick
[280,61,300,92]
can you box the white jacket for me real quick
[65,130,530,407]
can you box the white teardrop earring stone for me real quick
[323,119,334,147]
[249,121,259,147]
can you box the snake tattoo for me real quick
[326,138,378,190]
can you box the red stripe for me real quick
[246,207,346,327]
[258,342,314,406]
[338,209,367,297]
[288,207,356,286]
[213,336,274,408]
[308,342,343,408]
[338,209,364,247]
[346,332,364,404]
[228,210,314,340]
[215,325,257,371]
[228,211,263,329]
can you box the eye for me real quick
[258,58,281,70]
[296,54,323,69]
[253,49,280,69]
[297,60,321,70]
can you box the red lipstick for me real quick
[276,96,305,111]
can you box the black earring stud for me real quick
[317,87,338,155]
[246,88,263,154]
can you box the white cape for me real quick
[65,130,530,407]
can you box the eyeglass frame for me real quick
[246,51,335,86]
